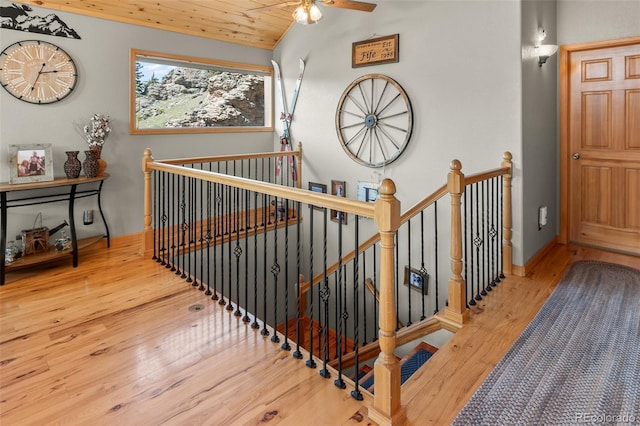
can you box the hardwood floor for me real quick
[1,239,638,425]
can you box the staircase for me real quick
[277,316,355,359]
[357,341,439,393]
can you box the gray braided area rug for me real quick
[452,260,640,426]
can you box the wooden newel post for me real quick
[444,160,469,326]
[370,179,405,426]
[296,142,303,189]
[141,148,154,258]
[502,152,513,275]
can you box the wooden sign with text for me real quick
[352,34,399,68]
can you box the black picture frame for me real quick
[404,266,428,294]
[308,181,327,211]
[330,180,347,224]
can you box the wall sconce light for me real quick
[293,1,322,25]
[536,44,559,67]
[535,26,558,67]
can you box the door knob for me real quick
[572,152,581,160]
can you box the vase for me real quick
[90,145,107,176]
[63,151,81,179]
[83,150,99,178]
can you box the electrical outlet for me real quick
[538,206,548,230]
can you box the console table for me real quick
[0,174,110,286]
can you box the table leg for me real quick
[1,192,7,286]
[69,184,78,267]
[96,180,110,248]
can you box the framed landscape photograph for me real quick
[8,144,54,184]
[308,181,327,211]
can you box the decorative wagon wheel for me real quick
[335,74,413,168]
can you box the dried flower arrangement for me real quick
[75,114,111,147]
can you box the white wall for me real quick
[274,1,525,264]
[557,0,640,45]
[521,0,558,262]
[0,1,273,239]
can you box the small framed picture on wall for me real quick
[404,266,428,294]
[308,181,327,211]
[330,180,347,224]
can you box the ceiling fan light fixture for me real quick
[293,2,322,24]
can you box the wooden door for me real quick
[561,39,640,255]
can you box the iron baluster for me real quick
[292,200,303,358]
[219,182,228,304]
[251,189,260,329]
[488,178,496,289]
[319,208,331,378]
[334,217,346,390]
[226,182,234,310]
[373,243,378,341]
[343,264,348,355]
[170,173,177,272]
[420,210,426,321]
[267,158,272,225]
[474,182,483,301]
[306,202,316,368]
[234,187,243,317]
[156,172,167,265]
[180,175,187,280]
[481,180,487,296]
[198,172,205,291]
[212,182,219,301]
[280,199,291,351]
[292,201,306,359]
[434,199,439,314]
[469,183,476,306]
[243,188,251,322]
[464,188,469,308]
[362,251,368,344]
[407,219,412,326]
[351,215,363,401]
[334,269,339,360]
[189,174,196,285]
[261,191,269,336]
[152,170,158,260]
[493,176,502,286]
[205,180,213,297]
[271,196,280,343]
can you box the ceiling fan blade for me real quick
[322,0,377,12]
[247,1,300,13]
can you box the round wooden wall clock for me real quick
[0,40,78,104]
[335,74,413,168]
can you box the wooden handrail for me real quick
[155,149,301,165]
[145,158,376,219]
[464,166,510,186]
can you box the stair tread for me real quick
[359,341,438,393]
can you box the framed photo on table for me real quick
[8,144,54,184]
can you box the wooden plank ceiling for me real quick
[15,0,303,50]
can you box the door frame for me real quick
[558,35,640,244]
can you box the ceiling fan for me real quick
[249,0,377,25]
